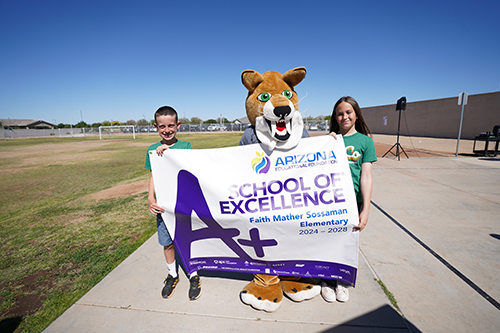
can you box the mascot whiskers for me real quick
[239,67,321,312]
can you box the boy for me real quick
[144,106,201,301]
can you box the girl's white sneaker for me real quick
[320,281,337,303]
[335,283,349,302]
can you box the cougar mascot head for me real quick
[240,67,308,151]
[239,67,320,312]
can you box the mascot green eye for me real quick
[282,90,293,99]
[258,92,271,102]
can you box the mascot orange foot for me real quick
[240,274,321,312]
[239,67,321,312]
[280,276,321,302]
[240,274,282,312]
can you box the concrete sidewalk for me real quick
[364,156,500,332]
[44,235,409,332]
[45,139,500,332]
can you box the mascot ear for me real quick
[241,70,264,91]
[282,67,307,88]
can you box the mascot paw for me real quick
[240,274,282,312]
[280,276,321,302]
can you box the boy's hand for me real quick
[149,200,165,215]
[156,144,169,156]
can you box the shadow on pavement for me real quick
[321,305,422,332]
[478,157,500,161]
[490,234,500,241]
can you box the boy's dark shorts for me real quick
[156,214,173,246]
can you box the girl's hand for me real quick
[156,144,169,156]
[329,132,338,140]
[354,210,369,231]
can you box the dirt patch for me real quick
[1,271,53,320]
[87,179,148,201]
[129,233,142,243]
[4,293,43,319]
[61,215,89,227]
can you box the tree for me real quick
[126,120,137,126]
[137,119,149,126]
[205,119,217,124]
[190,117,202,124]
[179,117,190,124]
[75,121,89,128]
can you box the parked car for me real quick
[179,124,189,132]
[123,126,139,133]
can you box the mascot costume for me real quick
[239,67,321,312]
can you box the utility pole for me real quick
[456,92,468,157]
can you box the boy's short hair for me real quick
[155,106,178,123]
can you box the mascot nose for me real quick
[274,106,291,120]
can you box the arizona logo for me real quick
[251,152,270,174]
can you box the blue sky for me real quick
[1,0,499,125]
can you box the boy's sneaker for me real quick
[335,282,349,302]
[162,274,179,299]
[189,275,202,300]
[320,281,337,303]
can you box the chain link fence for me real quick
[1,124,250,139]
[2,120,329,140]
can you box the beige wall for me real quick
[362,91,500,139]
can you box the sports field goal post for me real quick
[99,125,136,140]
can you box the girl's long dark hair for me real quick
[329,96,372,136]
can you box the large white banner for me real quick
[150,135,360,285]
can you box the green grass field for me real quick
[0,133,242,333]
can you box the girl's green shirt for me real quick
[342,132,377,202]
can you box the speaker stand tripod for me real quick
[382,107,409,161]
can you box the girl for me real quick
[322,96,377,303]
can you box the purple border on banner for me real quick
[184,257,357,286]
